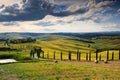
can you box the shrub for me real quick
[0,54,32,61]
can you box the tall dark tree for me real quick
[53,51,56,60]
[60,51,63,61]
[86,52,88,61]
[96,49,99,60]
[30,47,44,59]
[89,52,91,61]
[76,49,79,61]
[112,52,114,61]
[106,50,109,61]
[68,51,71,61]
[119,50,120,60]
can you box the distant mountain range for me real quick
[0,31,120,39]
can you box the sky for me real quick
[0,0,120,33]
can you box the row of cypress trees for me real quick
[30,48,120,61]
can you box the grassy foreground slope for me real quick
[0,61,120,80]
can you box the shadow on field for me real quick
[0,47,21,51]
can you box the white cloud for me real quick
[101,23,120,31]
[0,19,104,33]
[0,0,22,6]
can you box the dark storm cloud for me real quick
[51,7,89,17]
[0,0,90,22]
[0,0,54,22]
[0,0,119,22]
[0,4,4,9]
[3,4,19,14]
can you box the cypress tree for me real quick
[112,52,114,61]
[76,50,79,61]
[106,50,109,61]
[37,49,40,58]
[96,49,98,60]
[86,52,88,61]
[60,51,63,61]
[119,50,120,60]
[89,52,91,61]
[79,51,81,61]
[68,51,71,61]
[53,51,56,60]
[47,51,49,59]
[30,50,33,57]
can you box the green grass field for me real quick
[0,61,120,80]
[0,34,120,80]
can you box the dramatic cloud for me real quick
[0,0,118,22]
[0,0,120,32]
